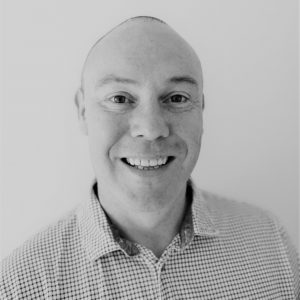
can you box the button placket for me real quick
[135,247,164,300]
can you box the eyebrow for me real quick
[97,75,139,87]
[96,74,199,88]
[168,76,198,86]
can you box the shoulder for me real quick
[197,188,280,231]
[195,187,300,296]
[2,207,80,262]
[0,208,81,299]
[194,186,296,253]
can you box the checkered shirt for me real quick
[1,180,299,299]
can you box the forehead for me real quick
[83,21,202,89]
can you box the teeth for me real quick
[134,159,141,166]
[125,157,169,168]
[129,158,135,166]
[149,160,156,166]
[140,159,149,167]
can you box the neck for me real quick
[98,184,187,258]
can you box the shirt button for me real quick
[161,265,166,272]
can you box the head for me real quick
[76,16,204,211]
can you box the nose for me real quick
[130,102,170,140]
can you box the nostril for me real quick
[129,108,170,140]
[130,121,170,140]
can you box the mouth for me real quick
[121,156,175,170]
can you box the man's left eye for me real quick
[162,93,193,110]
[169,94,188,103]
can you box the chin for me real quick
[123,179,183,206]
[125,190,170,211]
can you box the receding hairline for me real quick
[81,16,203,92]
[91,16,166,48]
[81,16,168,89]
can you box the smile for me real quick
[121,156,174,170]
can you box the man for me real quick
[1,16,299,299]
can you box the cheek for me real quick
[87,110,128,158]
[190,119,203,152]
[176,115,203,168]
[173,112,203,144]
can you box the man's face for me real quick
[78,21,203,210]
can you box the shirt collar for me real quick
[76,182,121,262]
[179,180,219,249]
[77,179,219,262]
[190,180,219,236]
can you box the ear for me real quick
[202,94,205,110]
[74,88,88,135]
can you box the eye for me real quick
[110,95,133,104]
[169,94,188,103]
[163,93,190,105]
